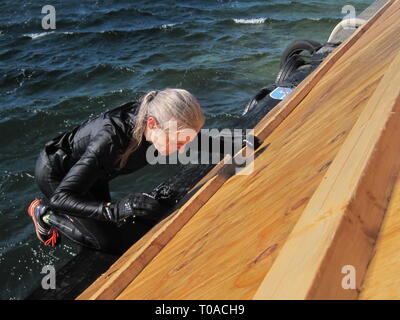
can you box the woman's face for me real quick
[146,117,200,156]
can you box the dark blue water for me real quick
[0,0,371,299]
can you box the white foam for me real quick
[23,31,54,39]
[233,18,267,24]
[160,23,176,29]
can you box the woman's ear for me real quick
[147,116,157,129]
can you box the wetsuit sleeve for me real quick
[48,127,119,220]
[196,129,245,158]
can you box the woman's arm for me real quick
[48,126,163,223]
[196,128,260,159]
[148,130,261,207]
[48,127,117,220]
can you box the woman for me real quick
[27,88,205,254]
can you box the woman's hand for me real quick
[103,193,161,223]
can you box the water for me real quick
[0,0,371,299]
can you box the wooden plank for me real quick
[253,0,394,142]
[359,173,400,299]
[114,2,400,300]
[253,49,400,300]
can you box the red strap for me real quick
[44,229,59,247]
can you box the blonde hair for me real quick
[118,88,205,169]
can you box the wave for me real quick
[0,68,67,89]
[161,23,177,29]
[217,16,338,27]
[0,48,22,60]
[0,63,137,110]
[14,22,186,43]
[232,16,336,25]
[100,6,154,18]
[0,16,78,35]
[233,18,268,24]
[172,0,334,19]
[11,16,337,45]
[22,32,55,40]
[1,6,154,35]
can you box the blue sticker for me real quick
[269,87,293,100]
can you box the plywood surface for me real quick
[359,173,400,299]
[114,1,400,300]
[254,46,400,300]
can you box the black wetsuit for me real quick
[34,100,247,253]
[35,101,157,253]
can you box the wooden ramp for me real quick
[359,163,400,299]
[78,0,400,300]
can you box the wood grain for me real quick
[113,1,400,300]
[359,174,400,299]
[254,45,400,299]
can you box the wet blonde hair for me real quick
[118,88,205,169]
